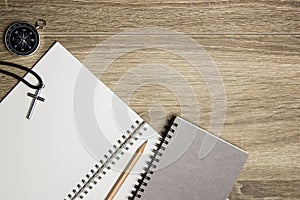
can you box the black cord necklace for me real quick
[0,61,44,89]
[0,61,45,119]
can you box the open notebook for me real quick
[0,42,161,199]
[0,42,247,200]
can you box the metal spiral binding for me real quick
[128,121,179,200]
[65,120,144,200]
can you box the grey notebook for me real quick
[129,117,248,200]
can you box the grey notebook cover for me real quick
[138,117,248,200]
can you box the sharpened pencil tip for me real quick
[137,140,147,153]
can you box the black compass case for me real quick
[4,22,40,56]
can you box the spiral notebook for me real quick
[131,117,248,200]
[0,42,162,200]
[0,42,247,200]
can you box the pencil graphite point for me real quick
[138,141,147,153]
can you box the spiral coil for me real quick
[128,121,179,200]
[65,120,144,200]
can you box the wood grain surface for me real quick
[0,0,299,199]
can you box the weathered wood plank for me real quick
[230,180,300,199]
[0,0,299,33]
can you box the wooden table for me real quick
[0,1,299,199]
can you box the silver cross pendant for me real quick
[26,89,45,119]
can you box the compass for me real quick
[4,20,46,56]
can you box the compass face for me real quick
[5,22,40,56]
